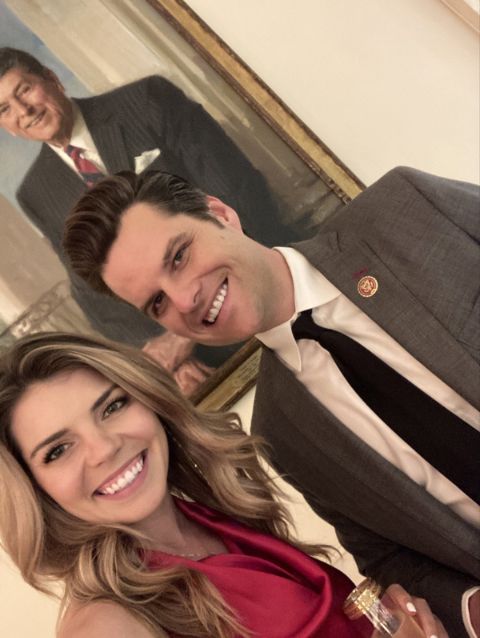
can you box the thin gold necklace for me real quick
[176,550,212,559]
[157,543,214,559]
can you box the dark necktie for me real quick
[292,309,480,504]
[64,144,104,188]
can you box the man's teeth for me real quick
[27,113,43,128]
[98,456,144,495]
[205,282,227,324]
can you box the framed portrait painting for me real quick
[1,0,363,409]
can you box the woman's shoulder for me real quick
[58,600,167,638]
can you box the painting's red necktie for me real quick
[64,144,104,188]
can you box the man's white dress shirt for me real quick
[49,104,106,174]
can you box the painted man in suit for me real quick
[0,47,290,392]
[64,167,480,636]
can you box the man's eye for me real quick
[151,292,165,317]
[0,105,9,117]
[173,246,186,267]
[103,396,128,419]
[43,443,69,464]
[19,84,31,94]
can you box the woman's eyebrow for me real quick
[29,384,117,459]
[30,428,68,460]
[91,384,117,412]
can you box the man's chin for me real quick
[199,332,248,347]
[31,118,66,146]
[24,128,59,145]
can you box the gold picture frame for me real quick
[145,0,364,410]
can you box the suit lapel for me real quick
[298,233,480,410]
[39,144,84,192]
[38,145,86,217]
[18,146,87,252]
[77,98,133,174]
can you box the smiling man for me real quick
[0,47,291,391]
[0,60,73,145]
[100,194,290,346]
[64,168,480,637]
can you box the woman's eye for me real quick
[43,443,69,464]
[103,396,128,419]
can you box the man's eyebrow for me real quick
[140,232,189,314]
[29,384,117,460]
[162,232,189,268]
[14,79,28,95]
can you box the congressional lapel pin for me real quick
[357,275,378,298]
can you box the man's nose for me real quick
[168,279,201,314]
[14,96,34,117]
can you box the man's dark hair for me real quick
[0,47,50,80]
[64,171,214,297]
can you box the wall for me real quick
[1,2,478,636]
[187,0,480,185]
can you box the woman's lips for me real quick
[95,451,147,497]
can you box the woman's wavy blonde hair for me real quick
[0,332,326,637]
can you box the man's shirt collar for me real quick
[48,102,96,154]
[256,246,341,371]
[67,102,97,151]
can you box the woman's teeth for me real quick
[205,282,227,324]
[98,455,144,495]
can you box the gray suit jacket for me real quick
[252,167,480,637]
[17,75,290,351]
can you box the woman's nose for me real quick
[84,428,121,466]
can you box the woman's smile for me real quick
[95,451,148,499]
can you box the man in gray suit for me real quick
[64,168,479,636]
[0,47,290,389]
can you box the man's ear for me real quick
[206,195,243,231]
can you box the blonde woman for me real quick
[0,333,444,638]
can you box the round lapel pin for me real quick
[357,275,378,298]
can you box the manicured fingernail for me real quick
[429,635,438,638]
[406,601,417,613]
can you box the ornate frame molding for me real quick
[145,0,363,410]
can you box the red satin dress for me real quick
[146,499,371,637]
